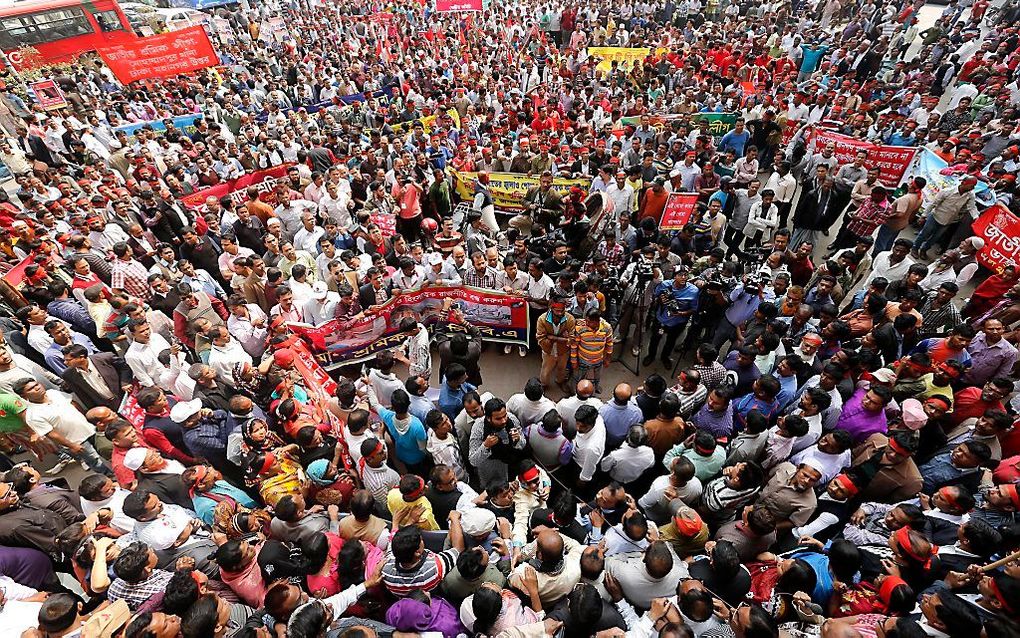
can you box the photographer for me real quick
[712,274,767,351]
[510,171,563,238]
[616,245,661,357]
[643,268,700,368]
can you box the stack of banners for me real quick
[907,148,995,206]
[98,26,219,84]
[389,108,462,135]
[254,87,395,123]
[806,128,918,187]
[288,286,530,365]
[114,112,205,141]
[658,192,700,231]
[586,47,650,72]
[971,205,1020,274]
[448,170,588,212]
[435,0,483,10]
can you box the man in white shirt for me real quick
[15,379,110,475]
[302,281,340,325]
[506,377,557,427]
[225,298,268,358]
[205,325,252,385]
[124,319,177,388]
[556,380,605,434]
[570,404,606,485]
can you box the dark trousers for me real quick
[647,318,686,362]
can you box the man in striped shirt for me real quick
[380,510,465,596]
[570,308,614,394]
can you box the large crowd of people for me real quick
[1,0,1020,637]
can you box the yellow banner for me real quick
[449,170,589,212]
[390,108,461,135]
[586,46,650,72]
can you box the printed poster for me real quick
[29,79,67,110]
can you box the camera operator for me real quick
[682,267,735,353]
[711,273,767,350]
[615,245,661,356]
[510,171,563,238]
[643,267,700,368]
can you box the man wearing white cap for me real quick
[172,398,233,480]
[122,447,193,511]
[301,280,340,325]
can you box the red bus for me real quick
[0,0,137,69]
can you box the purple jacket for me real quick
[386,596,466,636]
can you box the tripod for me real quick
[616,276,655,377]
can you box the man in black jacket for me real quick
[60,344,131,411]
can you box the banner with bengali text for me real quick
[807,128,917,188]
[389,108,461,135]
[114,112,204,141]
[971,205,1020,274]
[448,170,588,212]
[435,0,482,10]
[255,87,394,123]
[658,192,699,231]
[98,26,219,84]
[290,286,529,365]
[619,112,738,137]
[179,164,294,212]
[587,47,650,72]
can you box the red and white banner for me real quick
[971,204,1020,274]
[29,79,67,110]
[98,26,219,84]
[435,0,482,11]
[658,192,699,231]
[179,164,294,212]
[808,128,918,188]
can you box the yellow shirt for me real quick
[386,489,439,531]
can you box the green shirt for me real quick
[0,393,27,433]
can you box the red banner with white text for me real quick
[98,26,219,84]
[436,0,482,10]
[658,192,699,231]
[179,164,294,213]
[971,205,1020,274]
[808,128,918,188]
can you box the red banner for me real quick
[1,256,33,289]
[809,128,917,188]
[180,164,294,213]
[658,192,699,231]
[971,204,1020,274]
[435,0,482,10]
[289,286,529,365]
[98,26,219,84]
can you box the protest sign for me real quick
[619,112,738,137]
[809,128,917,187]
[586,47,650,72]
[29,79,67,110]
[180,164,294,212]
[448,170,588,212]
[971,205,1020,274]
[1,256,33,289]
[658,193,699,231]
[290,286,530,365]
[98,26,219,83]
[255,87,393,123]
[435,0,482,10]
[114,112,204,141]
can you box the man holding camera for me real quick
[644,268,700,368]
[712,275,766,351]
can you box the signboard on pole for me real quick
[971,205,1020,274]
[28,79,67,110]
[658,192,699,231]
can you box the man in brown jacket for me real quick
[536,299,575,394]
[852,430,923,503]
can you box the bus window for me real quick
[93,9,125,32]
[0,8,92,46]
